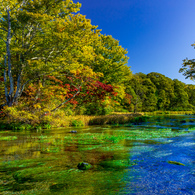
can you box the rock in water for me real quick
[70,130,77,133]
[77,162,92,170]
[168,161,185,166]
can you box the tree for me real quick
[0,0,100,109]
[171,79,190,110]
[147,72,175,110]
[185,84,195,108]
[126,74,145,113]
[179,43,195,81]
[125,73,157,112]
[91,34,132,85]
[141,77,157,112]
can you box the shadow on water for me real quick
[0,115,194,194]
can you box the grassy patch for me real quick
[88,114,143,125]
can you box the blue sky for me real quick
[75,0,195,84]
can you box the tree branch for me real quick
[50,86,81,112]
[0,27,8,32]
[0,36,6,43]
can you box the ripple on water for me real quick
[130,145,155,156]
[152,151,173,158]
[172,141,195,147]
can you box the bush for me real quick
[43,123,52,129]
[71,120,84,127]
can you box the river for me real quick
[0,115,194,194]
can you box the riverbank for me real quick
[0,113,144,131]
[0,109,194,131]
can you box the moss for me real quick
[12,167,80,184]
[49,183,68,192]
[168,161,185,166]
[99,159,133,169]
[13,167,50,183]
[0,159,46,172]
[0,136,17,141]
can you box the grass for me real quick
[0,113,144,130]
[88,113,143,125]
[143,111,195,116]
[1,108,194,130]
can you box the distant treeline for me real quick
[124,72,195,112]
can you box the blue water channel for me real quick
[121,115,195,195]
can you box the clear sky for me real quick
[75,0,195,84]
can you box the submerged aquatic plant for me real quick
[0,136,17,141]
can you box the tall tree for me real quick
[91,34,132,85]
[0,0,100,109]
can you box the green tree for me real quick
[147,72,174,110]
[0,0,101,109]
[179,43,195,81]
[126,74,145,113]
[141,77,157,112]
[185,84,195,108]
[171,79,190,110]
[126,73,157,112]
[91,34,132,85]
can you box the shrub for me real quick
[43,123,52,129]
[71,120,84,127]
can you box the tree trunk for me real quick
[4,7,15,107]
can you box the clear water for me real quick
[0,115,194,194]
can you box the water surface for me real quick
[0,115,194,194]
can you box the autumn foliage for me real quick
[0,0,194,125]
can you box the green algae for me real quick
[99,159,135,169]
[168,161,185,166]
[0,136,17,141]
[0,115,194,194]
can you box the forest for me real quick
[0,0,195,127]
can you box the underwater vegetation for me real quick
[0,115,194,194]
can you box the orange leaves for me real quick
[46,75,63,85]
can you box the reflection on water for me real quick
[0,115,194,194]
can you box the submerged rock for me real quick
[77,162,92,170]
[50,183,68,192]
[168,161,185,166]
[70,130,77,133]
